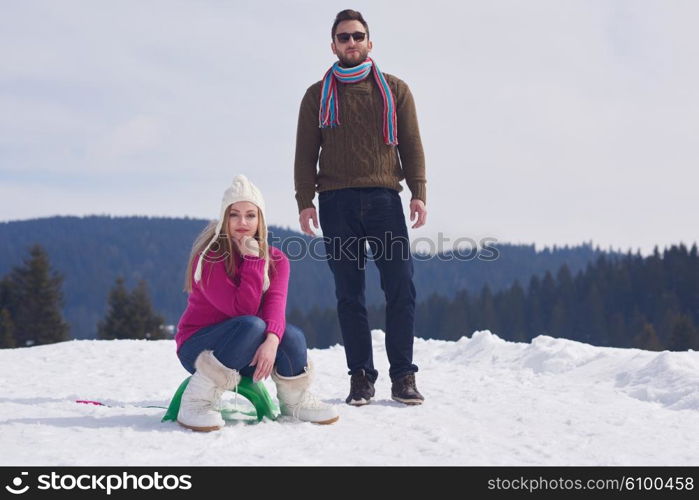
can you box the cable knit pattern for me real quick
[294,73,426,212]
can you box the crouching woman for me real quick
[175,175,338,431]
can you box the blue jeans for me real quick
[177,315,308,377]
[318,187,418,382]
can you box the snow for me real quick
[1,330,697,466]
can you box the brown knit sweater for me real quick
[294,72,426,212]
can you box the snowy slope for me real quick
[1,331,697,466]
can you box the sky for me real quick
[1,0,698,255]
[1,331,697,465]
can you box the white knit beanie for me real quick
[194,175,270,291]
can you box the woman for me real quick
[175,175,339,431]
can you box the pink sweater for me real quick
[175,246,290,352]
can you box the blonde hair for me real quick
[184,206,271,293]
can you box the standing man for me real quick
[294,9,427,406]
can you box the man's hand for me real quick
[250,333,280,382]
[410,199,427,229]
[299,207,319,236]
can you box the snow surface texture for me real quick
[1,331,697,466]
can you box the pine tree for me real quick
[500,281,527,342]
[0,276,14,309]
[479,285,498,334]
[423,292,448,340]
[582,284,606,345]
[667,314,697,351]
[0,308,16,348]
[549,300,567,338]
[8,244,70,346]
[633,322,664,351]
[608,312,627,348]
[443,289,471,341]
[130,280,166,339]
[526,275,544,341]
[539,271,557,333]
[98,278,165,340]
[97,277,131,340]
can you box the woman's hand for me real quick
[234,235,261,258]
[250,333,279,382]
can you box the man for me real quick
[294,9,427,406]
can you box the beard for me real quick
[337,47,369,67]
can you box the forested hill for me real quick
[0,215,613,339]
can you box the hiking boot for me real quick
[345,369,375,406]
[391,372,424,405]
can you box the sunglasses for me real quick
[335,31,367,43]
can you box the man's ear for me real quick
[331,42,337,55]
[367,40,373,52]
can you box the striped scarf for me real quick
[319,58,398,146]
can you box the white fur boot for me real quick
[271,358,339,425]
[177,350,241,432]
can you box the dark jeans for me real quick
[318,187,418,382]
[177,315,308,378]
